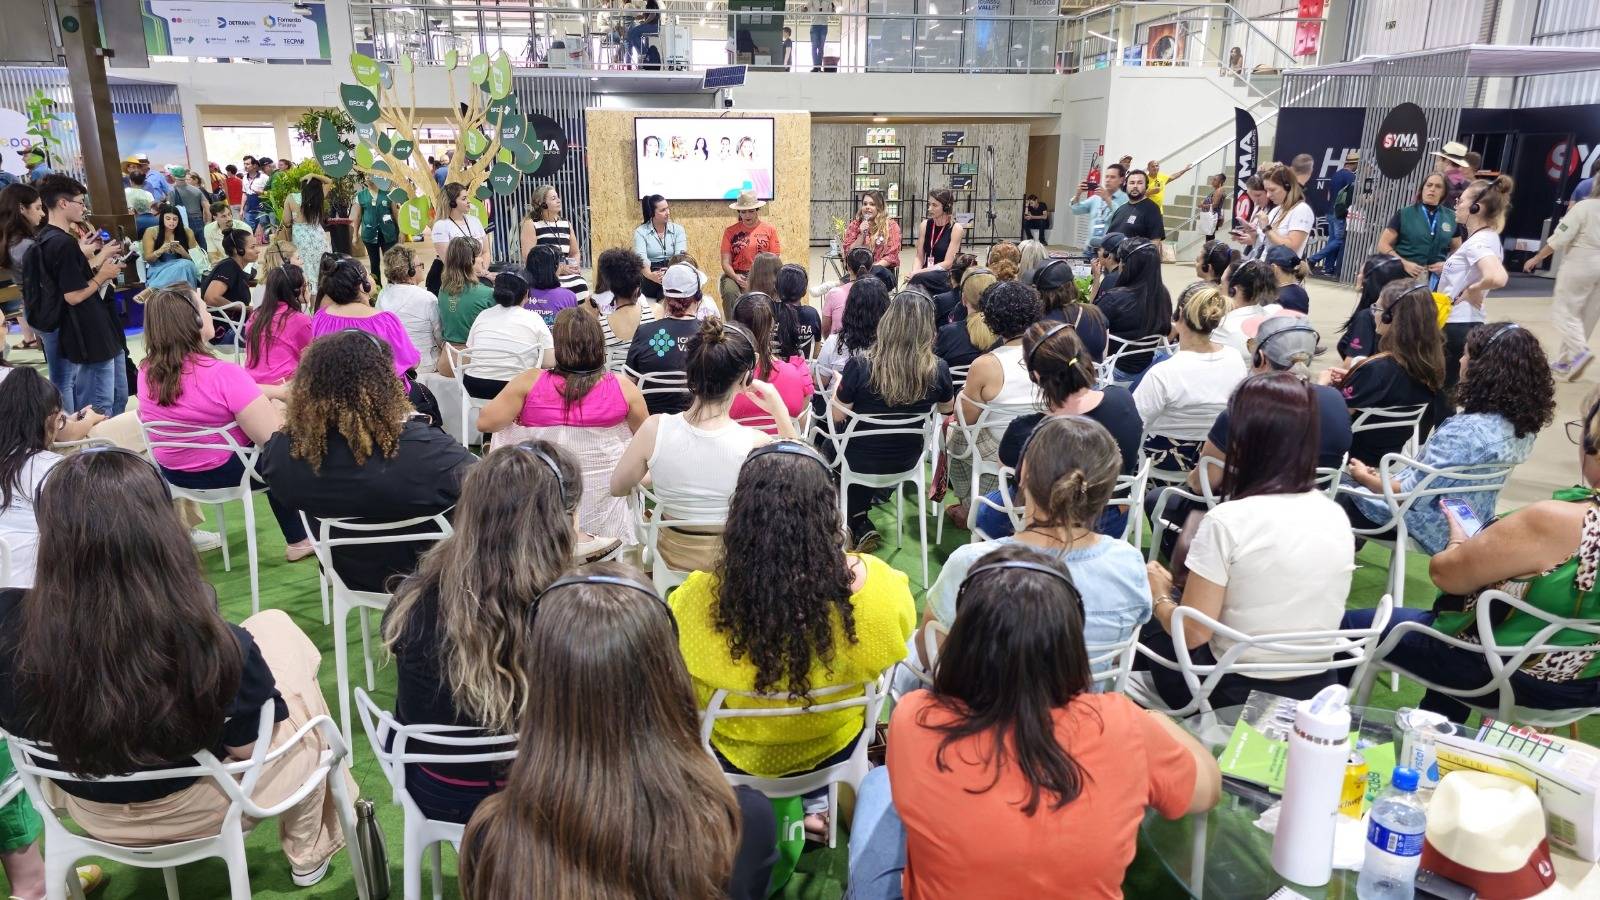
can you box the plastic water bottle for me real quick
[1357,766,1426,900]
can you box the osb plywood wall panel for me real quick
[587,108,812,306]
[811,123,1032,247]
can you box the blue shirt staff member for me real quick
[633,194,687,301]
[1070,162,1128,259]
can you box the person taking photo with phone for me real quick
[1070,163,1127,257]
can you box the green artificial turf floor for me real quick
[13,490,1599,900]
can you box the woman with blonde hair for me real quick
[258,238,302,278]
[843,190,901,271]
[518,183,589,300]
[1134,283,1246,473]
[436,235,494,351]
[986,241,1022,282]
[1438,174,1515,391]
[1017,239,1050,285]
[934,267,998,370]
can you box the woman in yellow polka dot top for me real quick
[669,441,916,784]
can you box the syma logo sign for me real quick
[1374,102,1428,179]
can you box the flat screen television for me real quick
[634,116,775,202]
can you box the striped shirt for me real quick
[530,218,590,300]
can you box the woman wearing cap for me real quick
[1437,175,1514,392]
[1376,172,1461,289]
[843,190,901,272]
[720,191,780,306]
[1134,284,1245,475]
[1340,384,1600,723]
[1140,373,1356,710]
[633,194,687,300]
[625,263,710,416]
[1320,279,1445,466]
[1264,244,1311,314]
[1341,322,1554,555]
[283,173,332,297]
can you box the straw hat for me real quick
[1433,140,1471,167]
[1420,771,1570,899]
[728,190,766,211]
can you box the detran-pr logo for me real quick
[216,16,227,29]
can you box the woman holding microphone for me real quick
[842,190,901,273]
[633,193,687,301]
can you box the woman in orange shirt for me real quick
[849,544,1221,899]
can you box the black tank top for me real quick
[923,217,952,267]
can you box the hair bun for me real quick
[1492,174,1515,194]
[697,318,727,345]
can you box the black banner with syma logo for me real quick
[1232,107,1258,230]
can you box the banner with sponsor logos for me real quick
[1232,107,1258,229]
[142,1,331,60]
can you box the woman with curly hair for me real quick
[668,441,915,839]
[1341,321,1556,554]
[986,241,1022,282]
[136,288,312,559]
[260,329,475,591]
[947,280,1043,526]
[382,441,576,824]
[816,276,891,382]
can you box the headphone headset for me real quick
[1481,321,1521,351]
[332,257,373,296]
[1251,321,1320,370]
[1382,282,1432,325]
[728,291,773,320]
[1023,321,1071,370]
[513,441,571,510]
[39,444,173,501]
[744,439,834,479]
[531,573,677,635]
[954,557,1084,620]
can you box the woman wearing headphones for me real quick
[633,194,687,301]
[310,256,422,385]
[850,543,1217,900]
[1438,175,1514,392]
[427,182,487,295]
[1339,385,1600,723]
[375,244,442,375]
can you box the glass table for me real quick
[1139,704,1411,899]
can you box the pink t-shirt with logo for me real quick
[137,355,263,472]
[730,354,813,427]
[245,307,314,386]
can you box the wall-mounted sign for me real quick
[143,1,331,60]
[930,147,955,164]
[950,174,973,191]
[1374,102,1428,180]
[941,130,965,146]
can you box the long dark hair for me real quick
[459,563,740,900]
[13,450,241,775]
[838,278,890,355]
[551,307,606,408]
[246,264,307,368]
[714,447,856,699]
[774,264,808,356]
[1373,279,1445,393]
[525,244,563,291]
[1218,373,1318,501]
[0,182,40,269]
[730,292,777,379]
[1458,322,1555,439]
[1339,254,1408,336]
[0,368,59,512]
[152,203,191,250]
[640,193,667,225]
[845,247,875,281]
[299,177,326,226]
[921,543,1092,816]
[1107,239,1170,337]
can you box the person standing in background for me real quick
[1433,141,1473,207]
[241,157,269,232]
[1145,158,1194,212]
[1437,175,1514,393]
[719,190,780,303]
[1197,173,1228,242]
[1524,195,1600,381]
[22,148,51,185]
[1104,170,1165,242]
[171,169,212,247]
[1310,151,1357,278]
[357,174,399,289]
[805,0,833,71]
[223,164,244,211]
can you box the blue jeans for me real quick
[627,22,658,62]
[161,456,309,544]
[848,768,906,900]
[811,24,828,67]
[73,351,125,416]
[1340,607,1600,723]
[1311,217,1346,276]
[37,329,78,412]
[243,195,262,231]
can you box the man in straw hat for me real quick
[1434,140,1473,207]
[719,189,781,305]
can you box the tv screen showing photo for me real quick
[635,117,775,201]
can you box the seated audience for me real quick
[929,253,980,326]
[594,247,658,354]
[462,271,553,400]
[728,292,813,427]
[375,244,442,375]
[625,263,705,415]
[244,264,312,391]
[261,330,475,593]
[522,244,579,327]
[139,204,200,289]
[1320,279,1445,465]
[200,229,257,309]
[828,291,956,549]
[478,308,648,542]
[136,288,311,559]
[1210,258,1279,360]
[1134,284,1245,474]
[1341,386,1600,721]
[947,281,1043,525]
[975,322,1142,540]
[310,257,423,386]
[436,236,494,352]
[1341,322,1555,554]
[1095,238,1172,378]
[775,263,823,354]
[746,251,783,299]
[1194,239,1234,285]
[823,248,877,336]
[0,449,353,887]
[1139,373,1356,709]
[819,277,892,382]
[1017,240,1050,285]
[1338,254,1410,361]
[1090,232,1126,303]
[382,442,576,824]
[461,562,776,900]
[670,442,915,838]
[986,242,1021,282]
[203,201,249,266]
[849,543,1219,899]
[1033,260,1107,361]
[1265,244,1311,313]
[611,319,794,573]
[932,268,997,371]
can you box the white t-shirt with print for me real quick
[0,451,63,589]
[1439,228,1504,324]
[1272,201,1315,246]
[429,215,487,247]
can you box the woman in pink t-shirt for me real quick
[244,264,313,391]
[822,247,876,337]
[728,292,813,431]
[136,289,313,559]
[309,256,422,383]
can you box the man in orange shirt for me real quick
[719,190,781,304]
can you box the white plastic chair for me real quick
[354,689,518,900]
[971,464,1024,543]
[0,538,10,589]
[1110,457,1153,550]
[948,394,1043,535]
[447,344,538,447]
[625,366,692,415]
[299,512,454,750]
[1127,595,1395,720]
[1144,482,1210,564]
[1193,454,1346,506]
[946,363,972,394]
[1349,403,1430,461]
[602,342,631,374]
[5,701,368,900]
[900,619,1139,697]
[1353,589,1600,730]
[139,420,263,615]
[1340,453,1516,608]
[699,674,890,849]
[1098,334,1168,387]
[208,303,249,365]
[813,395,938,585]
[632,484,727,598]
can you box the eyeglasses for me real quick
[1568,419,1586,446]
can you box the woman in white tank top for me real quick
[611,318,798,572]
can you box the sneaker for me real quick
[1552,356,1574,376]
[854,530,883,554]
[290,857,331,887]
[77,865,107,894]
[1568,349,1595,382]
[189,529,223,552]
[284,540,316,563]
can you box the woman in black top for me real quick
[909,189,965,295]
[933,268,997,371]
[0,449,351,886]
[1337,254,1410,361]
[625,263,704,415]
[261,330,476,594]
[1323,278,1446,465]
[775,263,822,355]
[930,252,978,325]
[1094,237,1171,377]
[383,441,576,823]
[201,228,257,309]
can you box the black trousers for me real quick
[364,240,394,288]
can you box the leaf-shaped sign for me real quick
[376,133,392,155]
[488,162,519,196]
[474,184,491,201]
[468,54,489,84]
[398,196,433,238]
[370,159,392,175]
[495,147,514,165]
[444,49,459,71]
[316,143,354,178]
[388,188,410,206]
[355,122,377,144]
[391,139,414,162]
[379,63,394,90]
[371,175,392,192]
[466,196,489,226]
[350,53,381,87]
[355,144,375,168]
[488,52,513,100]
[463,128,489,158]
[496,112,526,145]
[400,54,414,74]
[486,94,518,123]
[339,83,381,124]
[317,115,338,146]
[508,140,545,175]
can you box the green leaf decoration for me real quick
[388,188,410,206]
[317,116,338,145]
[316,143,354,178]
[355,122,377,144]
[355,144,375,168]
[379,63,394,90]
[370,159,392,175]
[398,196,433,238]
[445,49,459,71]
[400,55,415,74]
[496,112,527,145]
[376,133,392,154]
[463,129,489,158]
[372,176,392,192]
[339,83,381,124]
[509,140,545,175]
[350,53,381,87]
[468,53,489,84]
[391,139,414,161]
[488,52,513,100]
[474,184,491,201]
[466,196,489,226]
[489,162,519,196]
[486,94,518,123]
[495,147,514,165]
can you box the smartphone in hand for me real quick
[1438,497,1484,537]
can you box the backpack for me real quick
[642,44,662,70]
[19,236,60,332]
[1334,182,1352,220]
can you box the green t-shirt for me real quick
[438,281,494,344]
